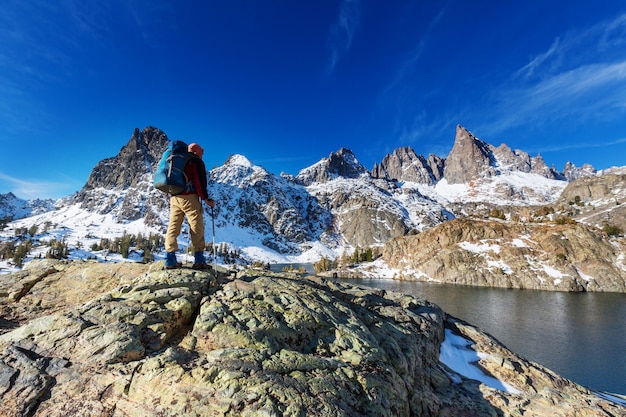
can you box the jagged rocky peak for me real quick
[427,153,446,181]
[372,146,444,185]
[443,125,496,184]
[492,143,532,172]
[443,125,574,184]
[492,144,562,180]
[72,127,171,221]
[297,148,369,185]
[76,127,169,195]
[563,161,597,181]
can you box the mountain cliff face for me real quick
[297,149,439,248]
[210,154,329,253]
[76,127,167,193]
[444,125,498,184]
[73,127,170,222]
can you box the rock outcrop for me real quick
[1,260,624,416]
[371,147,444,185]
[382,218,626,292]
[558,172,626,232]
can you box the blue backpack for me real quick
[153,140,192,195]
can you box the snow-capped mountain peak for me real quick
[0,192,56,220]
[225,154,254,168]
[296,148,369,185]
[213,154,271,187]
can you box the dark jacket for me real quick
[183,155,209,201]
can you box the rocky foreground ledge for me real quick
[0,260,623,416]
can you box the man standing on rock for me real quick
[165,143,216,270]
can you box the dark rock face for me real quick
[72,127,170,221]
[443,125,497,184]
[76,127,168,194]
[372,147,444,185]
[443,125,568,184]
[0,260,623,416]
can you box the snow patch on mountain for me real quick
[435,171,568,205]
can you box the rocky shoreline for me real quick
[1,259,624,416]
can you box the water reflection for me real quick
[335,278,626,395]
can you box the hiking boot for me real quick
[192,263,212,271]
[192,251,210,271]
[165,252,180,269]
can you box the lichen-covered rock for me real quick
[0,261,623,416]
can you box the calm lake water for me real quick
[334,278,626,395]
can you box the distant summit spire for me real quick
[443,125,496,184]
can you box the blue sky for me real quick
[1,1,626,200]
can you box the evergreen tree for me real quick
[28,224,39,237]
[13,241,32,267]
[46,239,69,260]
[314,257,333,273]
[143,248,154,263]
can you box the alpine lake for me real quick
[270,263,626,395]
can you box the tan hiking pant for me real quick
[165,194,205,253]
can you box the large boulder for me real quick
[0,260,623,416]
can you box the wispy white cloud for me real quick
[515,37,563,79]
[0,172,80,200]
[382,5,447,99]
[326,0,361,75]
[599,13,626,49]
[533,136,626,154]
[517,13,626,79]
[483,60,626,136]
[469,13,626,139]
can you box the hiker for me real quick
[164,143,216,270]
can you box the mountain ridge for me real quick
[2,125,624,286]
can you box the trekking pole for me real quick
[211,205,217,273]
[186,220,191,266]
